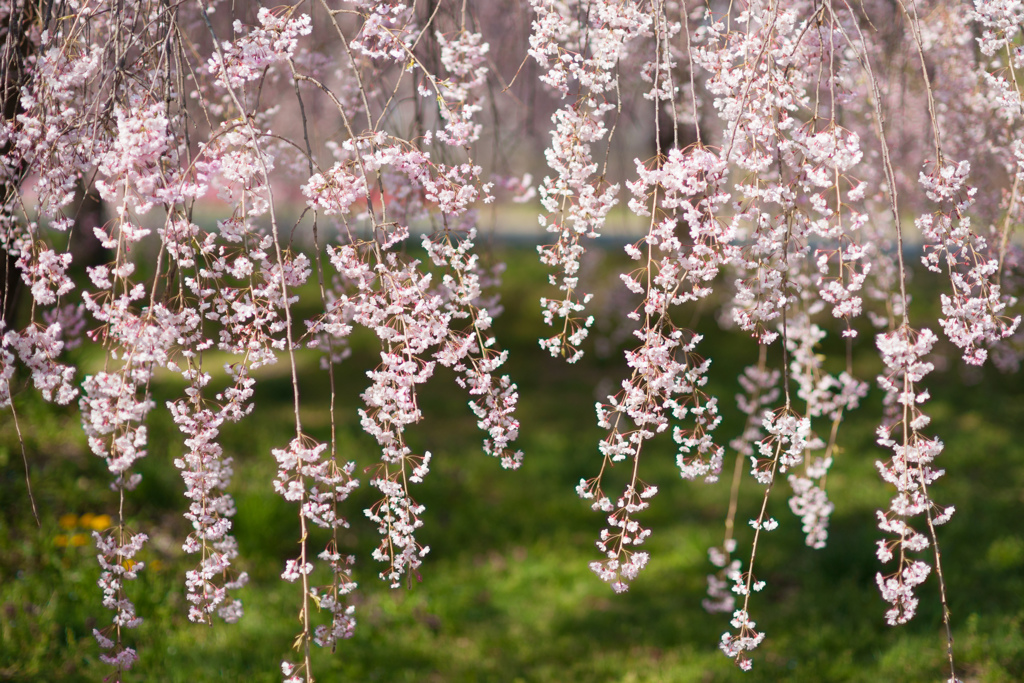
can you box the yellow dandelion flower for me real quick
[88,514,113,531]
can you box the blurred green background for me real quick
[2,248,1022,682]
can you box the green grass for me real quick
[2,249,1023,682]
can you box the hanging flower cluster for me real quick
[2,2,522,680]
[530,0,654,362]
[1,1,1020,681]
[874,326,954,625]
[526,1,1014,678]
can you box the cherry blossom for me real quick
[2,2,1020,680]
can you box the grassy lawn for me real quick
[2,248,1023,682]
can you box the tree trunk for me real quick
[1,1,42,329]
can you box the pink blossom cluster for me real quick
[301,162,368,216]
[701,357,780,615]
[696,5,871,343]
[350,3,415,61]
[95,98,172,214]
[311,546,357,649]
[530,0,655,362]
[170,397,249,624]
[92,528,148,674]
[274,439,357,529]
[874,326,954,625]
[917,160,1020,365]
[4,41,103,216]
[424,230,524,469]
[715,403,813,669]
[0,321,77,407]
[434,30,490,146]
[719,608,765,672]
[195,127,275,218]
[320,231,521,584]
[783,315,866,548]
[582,325,722,590]
[207,8,312,90]
[272,436,360,646]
